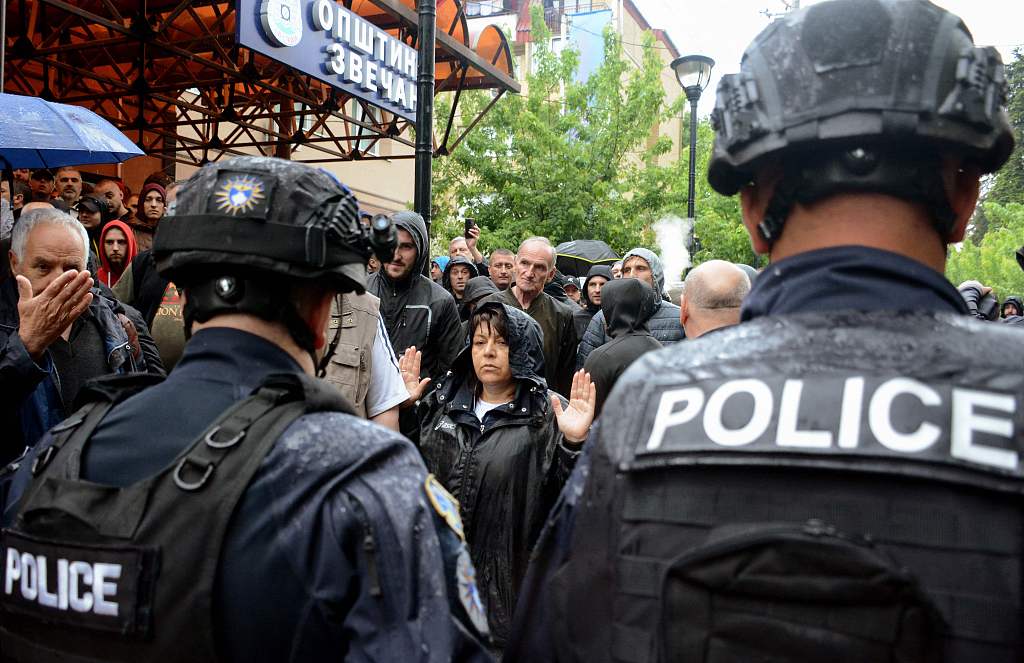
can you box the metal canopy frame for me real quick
[1,0,518,167]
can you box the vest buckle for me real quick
[173,458,215,492]
[204,426,246,449]
[31,446,57,477]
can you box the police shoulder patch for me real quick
[424,474,464,541]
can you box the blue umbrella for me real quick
[0,93,145,169]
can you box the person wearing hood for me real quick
[1001,295,1024,326]
[583,278,662,418]
[574,265,612,339]
[576,247,684,368]
[130,182,165,252]
[94,219,138,288]
[368,211,464,439]
[460,275,500,325]
[442,256,479,307]
[409,301,595,652]
[543,271,573,305]
[431,255,450,283]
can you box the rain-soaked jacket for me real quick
[576,248,684,369]
[583,278,662,417]
[574,265,612,340]
[368,211,464,381]
[417,302,581,649]
[95,219,138,288]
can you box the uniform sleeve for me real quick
[331,472,492,660]
[364,314,410,418]
[575,311,607,370]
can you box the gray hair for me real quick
[11,208,90,266]
[683,260,751,311]
[517,236,555,267]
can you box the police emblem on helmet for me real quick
[259,0,303,48]
[215,175,266,216]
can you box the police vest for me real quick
[0,372,355,663]
[552,312,1024,663]
[322,292,380,419]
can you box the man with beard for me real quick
[367,211,464,441]
[95,220,138,288]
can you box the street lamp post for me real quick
[670,54,715,235]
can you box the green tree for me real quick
[968,46,1023,242]
[431,7,753,267]
[947,202,1024,298]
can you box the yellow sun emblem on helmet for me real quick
[214,175,266,215]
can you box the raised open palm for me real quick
[552,369,595,444]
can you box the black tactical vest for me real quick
[550,312,1024,663]
[0,372,354,663]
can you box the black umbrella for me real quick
[555,239,620,277]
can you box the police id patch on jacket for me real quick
[627,313,1024,492]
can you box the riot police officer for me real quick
[0,157,491,662]
[507,1,1021,661]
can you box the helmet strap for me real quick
[758,147,958,247]
[182,274,320,368]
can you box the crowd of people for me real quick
[0,0,1022,660]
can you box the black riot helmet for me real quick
[153,156,395,365]
[708,0,1014,245]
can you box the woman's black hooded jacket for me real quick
[416,301,580,649]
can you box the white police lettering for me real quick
[642,376,1018,473]
[776,379,832,448]
[704,379,773,447]
[5,548,121,617]
[952,388,1018,470]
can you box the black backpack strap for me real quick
[30,373,164,479]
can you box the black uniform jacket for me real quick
[506,246,1024,662]
[3,328,490,663]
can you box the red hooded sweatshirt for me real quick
[95,219,138,288]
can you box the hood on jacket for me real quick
[390,210,429,282]
[453,301,546,389]
[622,248,668,299]
[581,265,613,312]
[96,219,138,286]
[1003,295,1023,317]
[431,255,450,275]
[133,182,166,231]
[441,256,479,296]
[462,276,499,308]
[601,277,657,339]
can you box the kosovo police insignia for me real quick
[212,173,269,216]
[456,547,490,636]
[425,474,464,541]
